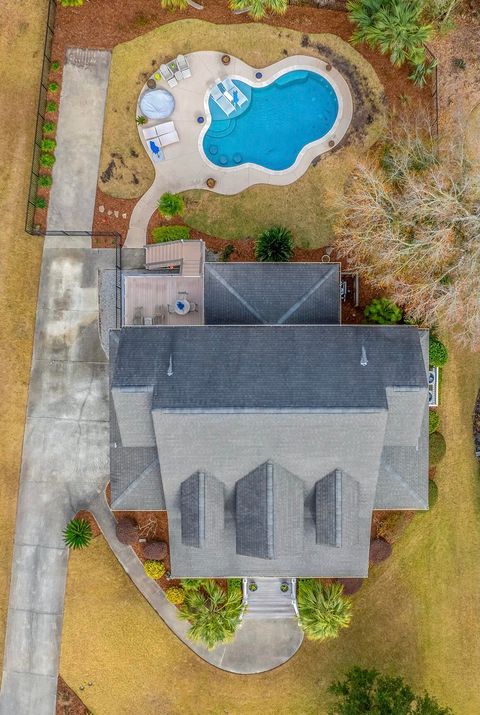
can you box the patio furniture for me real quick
[177,54,191,79]
[159,130,179,147]
[160,64,178,88]
[168,59,183,82]
[188,301,197,312]
[153,305,166,325]
[144,316,153,326]
[155,121,175,136]
[222,77,248,107]
[174,298,191,315]
[132,306,144,325]
[142,125,159,140]
[211,85,235,117]
[148,140,165,162]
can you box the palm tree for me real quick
[229,0,288,21]
[255,225,294,262]
[178,579,244,650]
[347,0,433,68]
[63,518,93,550]
[297,580,352,640]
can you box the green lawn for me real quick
[60,339,480,715]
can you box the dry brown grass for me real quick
[0,0,46,670]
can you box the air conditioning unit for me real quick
[428,367,438,407]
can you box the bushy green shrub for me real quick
[221,244,235,262]
[39,153,56,167]
[46,101,57,113]
[297,580,352,641]
[429,431,446,465]
[429,410,440,434]
[144,560,166,579]
[151,225,190,243]
[178,579,243,650]
[255,226,294,262]
[51,60,60,71]
[157,192,185,218]
[182,578,209,591]
[429,337,448,366]
[166,586,186,604]
[38,174,53,188]
[41,139,56,152]
[429,480,439,508]
[42,121,56,134]
[34,196,47,209]
[364,297,402,324]
[229,0,288,20]
[227,578,242,597]
[161,0,189,9]
[63,518,93,549]
[136,115,147,125]
[59,0,84,6]
[48,82,59,93]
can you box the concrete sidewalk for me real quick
[0,48,111,715]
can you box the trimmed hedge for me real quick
[165,586,185,604]
[376,512,410,544]
[429,410,440,434]
[144,559,165,579]
[115,517,138,545]
[429,480,438,508]
[429,337,448,366]
[142,540,168,560]
[429,431,446,465]
[151,225,190,243]
[39,153,55,168]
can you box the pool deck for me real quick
[126,51,353,247]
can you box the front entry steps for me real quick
[242,578,298,620]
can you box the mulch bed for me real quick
[74,510,101,538]
[56,676,90,715]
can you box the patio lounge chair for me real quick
[142,125,159,140]
[153,305,167,325]
[148,140,165,162]
[159,130,179,147]
[132,306,144,325]
[177,54,191,79]
[160,64,178,88]
[211,85,235,117]
[222,77,248,107]
[155,121,175,137]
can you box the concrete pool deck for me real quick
[125,51,353,247]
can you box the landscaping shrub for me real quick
[51,60,60,71]
[144,560,166,579]
[161,0,189,9]
[42,121,56,134]
[429,431,446,465]
[142,540,168,560]
[38,174,53,188]
[59,0,84,6]
[429,479,439,508]
[41,139,56,152]
[115,517,139,545]
[429,336,448,366]
[255,226,294,262]
[182,578,208,591]
[297,580,352,641]
[136,115,147,125]
[178,579,244,650]
[221,243,235,262]
[376,512,410,544]
[48,82,59,93]
[63,518,92,549]
[46,101,57,113]
[151,225,190,243]
[39,153,55,168]
[166,586,186,605]
[429,410,440,434]
[369,538,392,564]
[227,578,242,596]
[34,196,47,209]
[157,192,185,218]
[329,666,453,714]
[229,0,288,20]
[364,297,402,324]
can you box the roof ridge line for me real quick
[383,461,427,508]
[111,457,160,508]
[207,264,267,323]
[277,266,336,324]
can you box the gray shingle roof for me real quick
[204,263,340,325]
[181,471,225,547]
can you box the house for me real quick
[109,246,429,579]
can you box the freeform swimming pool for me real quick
[202,69,339,172]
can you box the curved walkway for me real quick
[90,492,304,674]
[125,51,353,246]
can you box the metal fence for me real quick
[25,0,57,234]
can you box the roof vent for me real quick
[360,345,368,367]
[167,354,173,377]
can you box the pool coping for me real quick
[198,61,350,176]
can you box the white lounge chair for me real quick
[177,54,191,79]
[159,130,179,147]
[160,64,178,88]
[155,121,175,137]
[147,139,165,162]
[222,77,248,107]
[210,85,235,116]
[142,126,159,140]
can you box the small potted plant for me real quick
[206,178,216,189]
[248,581,258,592]
[280,582,289,593]
[222,54,231,65]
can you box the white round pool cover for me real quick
[140,89,175,119]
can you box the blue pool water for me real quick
[202,70,339,171]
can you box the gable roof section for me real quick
[315,469,360,547]
[235,461,304,559]
[181,471,225,547]
[112,325,427,412]
[204,263,340,325]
